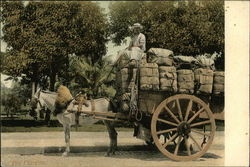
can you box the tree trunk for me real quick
[49,72,56,91]
[32,82,36,98]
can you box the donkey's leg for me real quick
[103,120,117,156]
[62,124,71,156]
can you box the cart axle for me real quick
[177,121,191,137]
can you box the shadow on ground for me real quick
[43,145,221,162]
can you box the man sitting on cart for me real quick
[127,23,146,89]
[126,23,146,120]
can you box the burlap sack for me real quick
[140,64,159,77]
[177,69,194,75]
[178,81,194,89]
[174,56,197,64]
[55,85,73,110]
[214,71,224,77]
[160,72,177,78]
[152,69,159,76]
[148,48,173,57]
[160,86,178,92]
[147,48,174,66]
[196,84,213,94]
[152,84,160,90]
[213,84,224,94]
[194,68,213,76]
[194,68,214,94]
[140,68,152,77]
[178,74,194,82]
[160,79,177,92]
[140,84,152,90]
[178,88,194,94]
[159,66,176,73]
[160,78,177,87]
[140,76,159,85]
[214,71,224,84]
[140,63,158,68]
[141,53,147,65]
[214,76,224,84]
[196,55,215,70]
[194,75,213,84]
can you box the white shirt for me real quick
[129,33,146,51]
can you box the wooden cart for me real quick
[77,88,223,161]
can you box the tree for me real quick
[59,55,115,98]
[1,1,109,93]
[109,1,224,69]
[1,81,30,118]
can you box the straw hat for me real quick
[129,23,143,30]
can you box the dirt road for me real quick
[1,131,224,167]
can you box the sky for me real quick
[0,1,129,88]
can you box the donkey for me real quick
[32,88,118,156]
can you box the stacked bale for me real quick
[147,48,176,92]
[196,55,215,70]
[177,70,194,94]
[140,63,159,90]
[174,55,197,69]
[213,71,224,95]
[159,66,177,92]
[194,68,214,94]
[147,48,174,66]
[116,68,131,93]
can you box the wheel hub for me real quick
[177,121,191,136]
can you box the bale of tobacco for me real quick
[213,71,224,95]
[140,63,159,90]
[159,66,177,92]
[177,69,195,94]
[194,68,214,94]
[147,48,174,66]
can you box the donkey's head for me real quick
[29,88,42,119]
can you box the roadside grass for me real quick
[1,113,224,132]
[1,119,224,132]
[1,124,133,132]
[1,115,134,132]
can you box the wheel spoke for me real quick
[156,128,177,135]
[174,136,182,155]
[164,106,180,123]
[176,99,183,121]
[189,134,202,151]
[162,133,178,148]
[187,107,205,124]
[184,100,193,121]
[191,129,211,137]
[184,136,191,156]
[157,118,178,127]
[190,120,211,127]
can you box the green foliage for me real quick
[109,1,224,60]
[1,1,109,90]
[59,55,116,98]
[1,81,31,117]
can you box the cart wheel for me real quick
[151,94,216,161]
